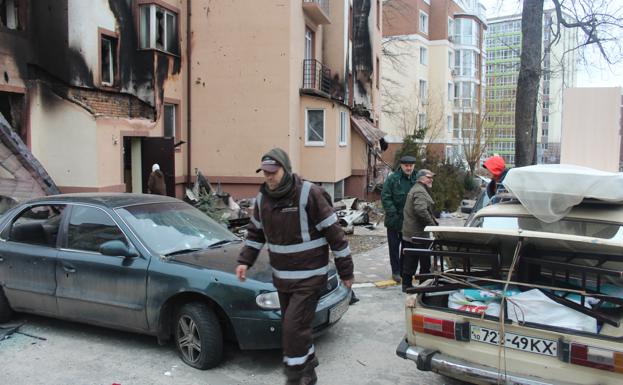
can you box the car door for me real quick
[55,204,149,331]
[0,204,65,316]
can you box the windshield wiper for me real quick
[164,248,203,257]
[208,239,241,248]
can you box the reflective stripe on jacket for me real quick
[238,175,354,290]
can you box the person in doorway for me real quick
[147,163,166,195]
[401,169,438,292]
[381,155,417,283]
[236,148,354,385]
[483,155,509,198]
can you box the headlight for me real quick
[256,291,281,310]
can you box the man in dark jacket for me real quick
[147,164,166,195]
[401,169,437,292]
[236,148,354,385]
[381,155,417,282]
[483,155,509,198]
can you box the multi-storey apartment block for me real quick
[0,0,383,201]
[191,0,383,200]
[485,9,578,165]
[382,0,486,164]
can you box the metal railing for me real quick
[303,59,332,94]
[303,0,330,17]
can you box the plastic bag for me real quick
[507,289,597,333]
[448,291,501,317]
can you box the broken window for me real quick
[8,205,65,247]
[305,109,324,145]
[164,103,175,138]
[139,3,178,55]
[0,0,21,30]
[100,34,118,86]
[0,92,25,143]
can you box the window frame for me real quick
[5,204,66,246]
[419,79,428,105]
[0,0,27,32]
[98,28,119,88]
[305,108,325,146]
[338,111,348,146]
[419,46,428,65]
[419,11,429,35]
[137,1,180,56]
[163,98,181,151]
[64,204,130,255]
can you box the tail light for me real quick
[412,314,469,341]
[569,343,623,373]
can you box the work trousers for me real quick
[401,240,431,288]
[387,229,403,275]
[278,289,321,369]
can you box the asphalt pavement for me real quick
[0,285,465,385]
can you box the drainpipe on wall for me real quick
[186,0,193,186]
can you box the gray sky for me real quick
[479,0,623,88]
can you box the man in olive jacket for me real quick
[381,155,417,282]
[236,148,354,385]
[401,169,438,292]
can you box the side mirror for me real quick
[100,240,139,258]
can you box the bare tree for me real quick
[461,111,497,175]
[515,0,623,166]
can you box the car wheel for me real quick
[0,287,13,323]
[174,302,223,369]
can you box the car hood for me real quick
[169,243,274,283]
[169,243,338,285]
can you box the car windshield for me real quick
[116,202,239,255]
[471,215,623,240]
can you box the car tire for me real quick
[0,287,13,323]
[174,302,223,370]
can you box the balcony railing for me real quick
[302,59,332,95]
[302,0,331,24]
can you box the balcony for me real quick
[302,0,331,25]
[302,59,332,97]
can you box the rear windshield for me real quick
[471,216,623,240]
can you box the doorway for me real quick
[122,136,175,196]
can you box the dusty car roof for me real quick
[24,193,181,209]
[474,200,623,223]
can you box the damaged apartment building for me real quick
[0,0,383,202]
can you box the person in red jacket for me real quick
[236,148,354,385]
[482,155,509,198]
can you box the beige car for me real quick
[396,200,623,385]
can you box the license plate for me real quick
[328,293,350,323]
[470,325,558,357]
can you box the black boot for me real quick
[300,357,319,385]
[284,365,304,385]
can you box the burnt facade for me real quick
[0,0,186,196]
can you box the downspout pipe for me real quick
[186,0,193,186]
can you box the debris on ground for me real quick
[335,198,383,234]
[185,169,250,235]
[0,323,22,341]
